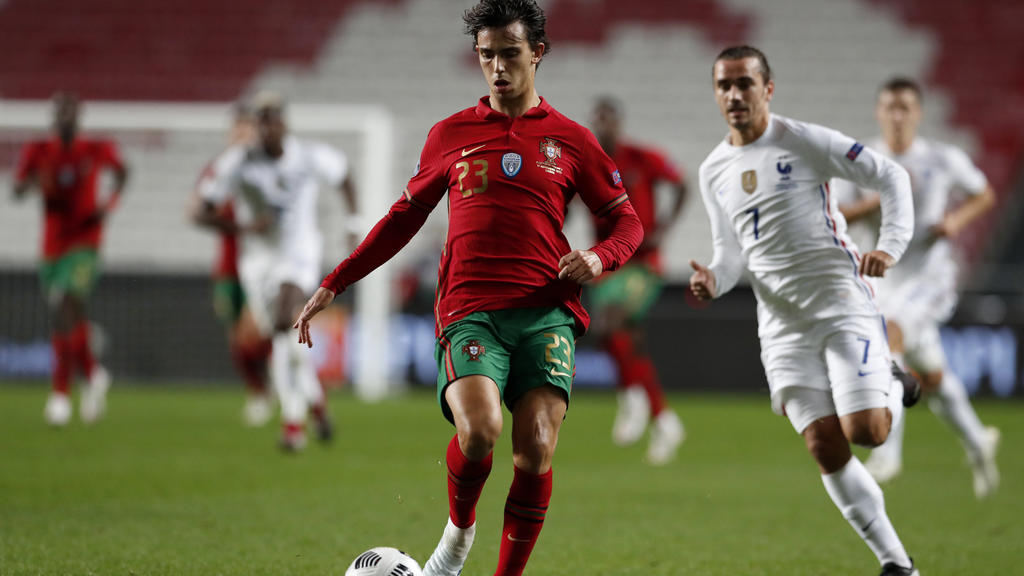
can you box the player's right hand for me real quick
[689,260,717,300]
[860,250,895,277]
[294,287,337,348]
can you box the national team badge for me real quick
[462,340,486,362]
[741,169,758,194]
[502,152,523,177]
[612,169,622,186]
[536,137,563,174]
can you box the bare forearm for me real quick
[949,185,996,232]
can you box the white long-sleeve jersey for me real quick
[697,114,913,339]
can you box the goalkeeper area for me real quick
[1,385,1021,576]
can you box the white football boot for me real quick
[647,409,685,465]
[423,518,475,576]
[44,392,72,427]
[243,394,273,427]
[970,426,1000,499]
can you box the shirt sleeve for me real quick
[575,130,643,271]
[200,146,245,206]
[944,145,988,195]
[98,141,126,172]
[320,125,448,293]
[310,142,349,189]
[15,143,39,181]
[798,123,913,262]
[698,165,744,297]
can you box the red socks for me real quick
[605,330,666,416]
[494,466,553,576]
[233,338,271,394]
[446,434,492,529]
[69,322,95,378]
[51,333,71,395]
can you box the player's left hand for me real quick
[558,250,603,283]
[294,287,337,348]
[860,250,895,277]
[929,216,957,239]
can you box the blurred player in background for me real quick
[589,96,687,465]
[12,92,128,426]
[690,47,922,576]
[195,93,357,451]
[294,1,642,574]
[835,78,1000,498]
[189,102,273,427]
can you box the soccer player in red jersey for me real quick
[13,92,128,426]
[294,2,642,574]
[589,97,688,464]
[189,103,273,427]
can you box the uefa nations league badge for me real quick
[502,152,522,177]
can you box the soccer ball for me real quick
[344,547,423,576]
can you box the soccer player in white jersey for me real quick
[690,46,921,576]
[834,78,999,497]
[196,93,358,451]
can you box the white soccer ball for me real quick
[344,547,423,576]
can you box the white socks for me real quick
[822,457,912,568]
[929,370,987,456]
[423,518,475,576]
[271,332,319,424]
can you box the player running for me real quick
[294,2,642,574]
[690,46,921,576]
[189,102,273,427]
[13,92,128,426]
[196,93,357,451]
[588,96,687,464]
[834,78,999,498]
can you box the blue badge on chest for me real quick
[502,152,522,177]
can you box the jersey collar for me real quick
[475,95,551,121]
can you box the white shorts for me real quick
[239,247,321,335]
[760,314,893,434]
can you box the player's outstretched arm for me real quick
[295,287,336,348]
[689,260,717,300]
[932,183,996,238]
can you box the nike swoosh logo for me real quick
[857,369,882,377]
[549,368,571,378]
[860,517,876,532]
[461,145,486,156]
[507,534,531,543]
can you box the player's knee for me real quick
[921,370,942,394]
[458,413,502,461]
[847,417,890,448]
[512,417,560,474]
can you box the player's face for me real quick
[713,57,773,131]
[258,111,286,156]
[591,104,621,145]
[876,89,921,144]
[475,22,544,103]
[53,96,79,143]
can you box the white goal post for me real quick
[0,100,395,400]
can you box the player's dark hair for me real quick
[714,45,772,83]
[879,77,923,103]
[463,0,550,57]
[593,95,622,115]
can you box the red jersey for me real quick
[594,142,683,270]
[323,97,643,334]
[16,138,124,259]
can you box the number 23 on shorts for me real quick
[544,332,573,378]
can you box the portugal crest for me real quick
[502,152,522,177]
[462,340,486,362]
[536,137,563,174]
[741,169,758,194]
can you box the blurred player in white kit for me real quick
[834,78,999,498]
[690,46,922,576]
[196,93,357,451]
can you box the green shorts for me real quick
[588,262,663,322]
[39,248,99,301]
[435,307,577,423]
[212,277,246,326]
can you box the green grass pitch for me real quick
[0,384,1020,575]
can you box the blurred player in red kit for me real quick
[13,92,128,426]
[189,102,273,427]
[589,96,688,464]
[294,2,642,573]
